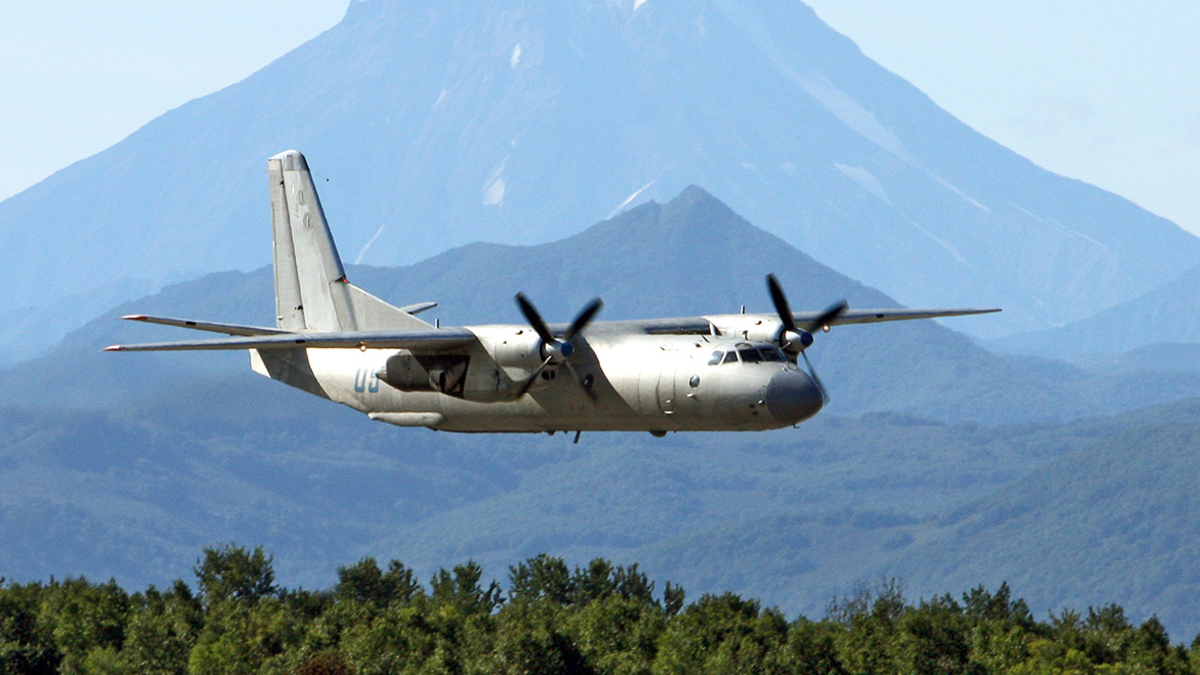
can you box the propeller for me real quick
[765,274,847,403]
[513,294,603,399]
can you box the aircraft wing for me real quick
[628,307,1001,335]
[104,327,478,352]
[813,307,1002,326]
[120,314,289,336]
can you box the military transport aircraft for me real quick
[107,150,999,439]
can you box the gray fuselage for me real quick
[293,326,824,433]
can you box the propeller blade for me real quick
[801,350,830,405]
[514,355,554,399]
[563,298,603,343]
[804,300,849,334]
[515,293,556,344]
[766,274,798,333]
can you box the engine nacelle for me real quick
[712,315,784,345]
[489,330,545,370]
[710,315,811,355]
[483,328,557,395]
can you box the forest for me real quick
[0,545,1193,675]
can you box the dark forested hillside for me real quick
[0,545,1192,675]
[4,373,1200,637]
[4,186,1200,660]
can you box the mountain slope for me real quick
[889,399,1200,638]
[8,186,1199,423]
[7,371,1200,635]
[3,188,1200,638]
[990,264,1200,359]
[2,0,1196,363]
[629,397,1200,638]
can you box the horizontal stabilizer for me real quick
[104,327,477,352]
[121,314,288,337]
[398,302,438,315]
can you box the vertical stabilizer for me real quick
[267,150,431,332]
[269,155,306,331]
[269,150,351,331]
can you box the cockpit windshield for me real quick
[708,345,788,366]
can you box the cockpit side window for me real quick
[723,350,740,364]
[708,350,724,366]
[759,347,785,362]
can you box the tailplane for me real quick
[267,150,429,332]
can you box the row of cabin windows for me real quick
[708,344,787,366]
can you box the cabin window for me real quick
[708,350,724,366]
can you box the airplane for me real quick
[107,150,999,440]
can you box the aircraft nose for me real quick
[765,369,823,424]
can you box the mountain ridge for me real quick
[5,186,1199,427]
[2,0,1197,363]
[990,264,1200,359]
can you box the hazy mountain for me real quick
[990,265,1200,360]
[889,399,1200,639]
[8,187,1200,423]
[632,397,1200,638]
[6,368,1200,635]
[6,185,1200,637]
[1088,344,1200,375]
[3,0,1197,364]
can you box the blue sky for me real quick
[3,0,1197,234]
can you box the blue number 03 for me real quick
[354,366,380,393]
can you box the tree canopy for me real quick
[0,545,1192,674]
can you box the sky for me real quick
[2,1,1198,235]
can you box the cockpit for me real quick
[707,343,789,366]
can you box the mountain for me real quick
[7,186,1200,424]
[6,366,1200,635]
[3,0,1198,364]
[888,399,1200,639]
[7,185,1200,637]
[629,397,1200,638]
[990,264,1200,360]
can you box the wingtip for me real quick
[102,345,123,352]
[121,314,148,321]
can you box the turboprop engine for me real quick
[503,294,603,400]
[713,316,810,354]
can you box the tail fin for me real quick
[267,150,430,332]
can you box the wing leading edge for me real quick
[630,307,1001,335]
[120,314,289,337]
[104,327,478,352]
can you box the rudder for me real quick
[267,150,430,332]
